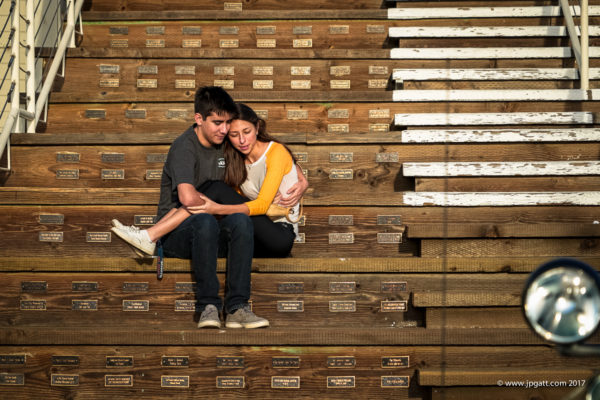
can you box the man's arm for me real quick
[277,164,308,208]
[177,183,206,207]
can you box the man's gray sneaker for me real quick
[197,304,221,328]
[225,305,269,329]
[111,224,156,255]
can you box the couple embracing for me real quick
[111,86,308,329]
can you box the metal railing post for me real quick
[25,0,36,132]
[580,0,589,90]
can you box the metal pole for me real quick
[67,0,75,48]
[25,0,35,132]
[580,0,589,90]
[10,0,20,132]
[559,0,583,69]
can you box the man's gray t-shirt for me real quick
[157,125,226,219]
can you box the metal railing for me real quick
[0,0,84,171]
[560,0,590,89]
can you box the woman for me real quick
[111,103,301,258]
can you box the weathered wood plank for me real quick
[414,292,521,307]
[420,368,594,386]
[415,176,600,192]
[392,68,600,81]
[431,387,575,400]
[407,222,600,238]
[426,307,527,328]
[395,112,595,126]
[393,89,600,102]
[401,128,600,142]
[389,26,600,38]
[403,161,600,176]
[391,47,600,59]
[403,191,600,206]
[387,6,600,19]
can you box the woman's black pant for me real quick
[199,180,295,258]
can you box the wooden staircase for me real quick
[1,0,599,398]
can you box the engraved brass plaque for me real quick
[110,26,128,35]
[174,282,196,293]
[105,375,133,387]
[214,79,234,89]
[146,153,167,163]
[214,66,235,76]
[291,66,311,75]
[329,169,353,180]
[331,80,351,89]
[52,356,79,366]
[146,26,165,35]
[328,109,349,119]
[367,25,386,34]
[166,109,189,119]
[253,66,273,75]
[369,123,390,133]
[125,109,147,119]
[175,66,195,75]
[253,80,273,89]
[277,282,304,294]
[376,153,399,163]
[56,169,79,180]
[381,281,407,293]
[369,66,389,75]
[377,216,402,226]
[293,39,312,48]
[216,376,244,388]
[146,39,165,48]
[39,232,64,242]
[381,376,409,388]
[272,357,300,368]
[39,214,64,224]
[328,215,353,226]
[329,25,349,34]
[257,39,276,48]
[377,233,402,244]
[101,169,124,180]
[216,357,244,368]
[291,80,311,89]
[294,152,308,162]
[21,281,47,292]
[381,301,407,312]
[132,215,156,226]
[110,39,128,48]
[255,109,268,119]
[330,66,351,76]
[123,282,149,292]
[224,1,243,11]
[257,26,276,35]
[51,374,79,386]
[272,376,300,389]
[99,78,119,88]
[162,356,189,367]
[138,65,158,74]
[277,300,304,312]
[0,355,25,365]
[295,233,305,243]
[369,79,388,89]
[329,152,353,163]
[220,26,239,35]
[327,356,356,368]
[0,373,24,385]
[293,26,312,35]
[122,300,149,311]
[72,300,98,311]
[369,109,391,119]
[145,170,162,181]
[175,300,195,312]
[106,356,133,367]
[328,124,349,133]
[162,375,189,388]
[85,109,106,119]
[182,39,202,48]
[329,300,356,312]
[175,79,195,89]
[182,26,202,35]
[329,232,354,244]
[287,110,308,120]
[327,376,355,388]
[329,281,356,293]
[137,79,158,88]
[72,281,99,292]
[219,39,239,48]
[56,152,79,163]
[382,356,409,368]
[102,153,125,163]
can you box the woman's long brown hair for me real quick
[224,103,297,188]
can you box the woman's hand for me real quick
[278,166,309,207]
[187,194,221,215]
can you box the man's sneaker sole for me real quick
[225,320,270,329]
[111,226,155,255]
[197,320,221,329]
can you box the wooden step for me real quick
[391,47,600,59]
[389,25,600,38]
[392,89,600,102]
[407,222,600,238]
[387,5,600,19]
[403,191,600,206]
[415,176,600,192]
[400,128,600,143]
[393,68,600,81]
[403,161,600,176]
[394,112,596,126]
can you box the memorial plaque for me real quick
[138,65,158,74]
[369,109,391,119]
[146,153,167,163]
[125,109,147,119]
[101,169,124,180]
[72,300,98,311]
[132,215,156,226]
[293,39,312,48]
[255,110,268,119]
[137,79,158,88]
[145,170,162,180]
[105,375,133,387]
[329,300,356,312]
[329,232,354,244]
[295,233,305,243]
[182,39,202,48]
[220,26,240,35]
[39,214,64,224]
[51,374,79,386]
[369,79,388,89]
[123,282,149,292]
[214,79,234,89]
[166,109,189,119]
[216,376,244,388]
[329,281,356,293]
[278,282,304,294]
[329,169,353,180]
[52,356,79,366]
[376,153,399,163]
[175,66,195,75]
[0,355,25,365]
[219,39,239,48]
[377,233,402,244]
[174,282,196,293]
[328,215,353,226]
[329,25,349,34]
[294,152,308,162]
[175,79,195,89]
[381,282,408,293]
[106,356,134,367]
[110,26,128,35]
[331,80,351,89]
[377,215,402,226]
[369,124,389,133]
[21,281,47,292]
[328,124,350,133]
[146,26,165,35]
[287,110,308,120]
[381,356,409,368]
[328,109,349,119]
[122,300,149,311]
[327,356,356,368]
[327,376,355,388]
[72,281,98,292]
[272,376,300,389]
[369,66,389,75]
[367,24,386,34]
[161,375,189,388]
[56,153,79,163]
[257,26,276,35]
[224,2,242,11]
[101,153,125,163]
[253,66,274,75]
[293,26,312,35]
[291,66,311,75]
[253,80,273,89]
[146,39,165,48]
[182,26,202,35]
[381,301,407,312]
[291,80,311,90]
[257,39,276,48]
[330,66,351,76]
[39,232,64,242]
[0,373,24,385]
[110,39,128,48]
[272,357,300,368]
[175,300,195,312]
[85,109,106,119]
[216,357,244,368]
[381,376,409,388]
[329,152,353,163]
[214,66,235,75]
[99,78,119,88]
[162,356,189,368]
[277,300,304,312]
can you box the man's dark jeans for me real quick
[161,213,253,314]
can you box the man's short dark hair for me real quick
[194,86,238,119]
